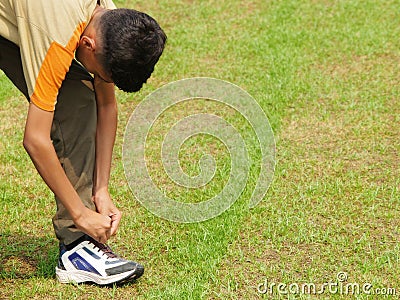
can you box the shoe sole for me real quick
[55,266,143,285]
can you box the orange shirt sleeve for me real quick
[31,22,86,111]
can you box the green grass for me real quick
[1,0,400,299]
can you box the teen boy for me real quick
[0,0,166,285]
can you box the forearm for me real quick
[93,101,117,194]
[93,75,118,195]
[24,103,113,243]
[23,130,86,221]
[91,77,121,235]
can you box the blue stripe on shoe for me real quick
[83,246,101,259]
[82,246,125,265]
[68,253,102,275]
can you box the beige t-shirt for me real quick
[0,0,116,111]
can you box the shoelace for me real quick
[90,239,118,259]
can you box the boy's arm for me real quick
[92,75,122,236]
[23,103,113,243]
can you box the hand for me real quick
[74,207,112,243]
[92,188,122,237]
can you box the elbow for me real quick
[23,133,51,157]
[23,134,31,153]
[23,135,36,155]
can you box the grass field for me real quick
[1,0,399,299]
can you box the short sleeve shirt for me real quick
[0,0,116,111]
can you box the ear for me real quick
[79,36,96,51]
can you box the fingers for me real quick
[98,235,107,244]
[89,213,112,244]
[110,212,121,236]
[103,215,112,242]
[95,223,112,244]
[75,207,119,244]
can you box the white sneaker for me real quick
[55,235,144,285]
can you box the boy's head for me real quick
[76,8,166,91]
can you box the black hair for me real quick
[99,9,167,92]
